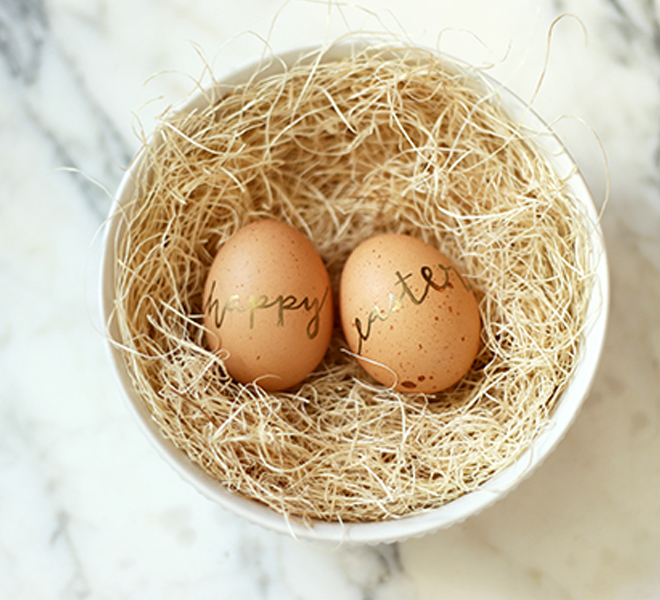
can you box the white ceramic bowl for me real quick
[100,41,609,545]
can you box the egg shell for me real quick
[203,220,333,391]
[339,233,481,393]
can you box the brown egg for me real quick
[339,233,481,393]
[203,220,333,391]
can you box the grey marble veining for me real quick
[1,0,660,598]
[0,0,48,83]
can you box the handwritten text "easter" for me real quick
[353,263,470,354]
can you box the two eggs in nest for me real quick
[203,219,481,393]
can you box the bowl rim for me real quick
[99,39,610,545]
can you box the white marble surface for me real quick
[1,0,660,598]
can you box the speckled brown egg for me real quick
[203,219,333,391]
[339,233,481,393]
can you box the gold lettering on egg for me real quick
[204,280,330,340]
[353,263,470,354]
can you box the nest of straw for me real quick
[110,44,594,524]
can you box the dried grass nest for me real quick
[110,43,596,524]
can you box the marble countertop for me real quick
[2,0,660,598]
